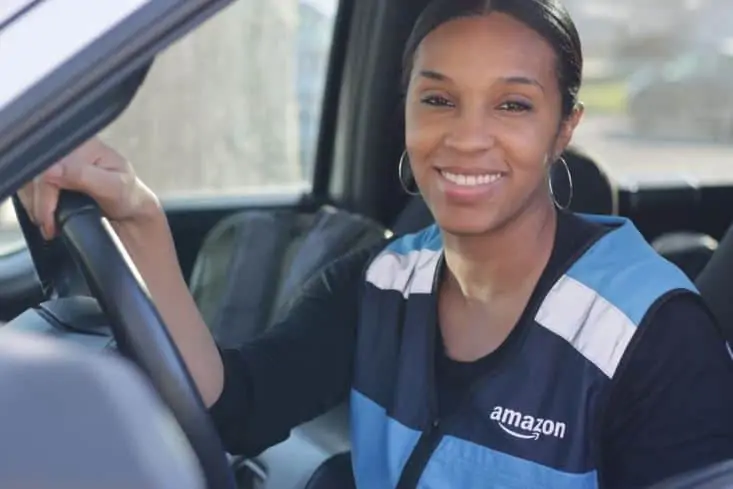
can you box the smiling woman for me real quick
[207,2,733,487]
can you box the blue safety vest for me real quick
[350,214,696,489]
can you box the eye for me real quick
[498,100,533,113]
[420,94,454,108]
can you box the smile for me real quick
[439,170,504,186]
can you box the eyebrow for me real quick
[501,75,545,92]
[418,70,545,92]
[418,69,450,81]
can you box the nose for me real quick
[443,105,496,153]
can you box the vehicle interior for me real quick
[1,0,733,488]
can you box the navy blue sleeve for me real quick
[600,292,733,489]
[208,243,381,457]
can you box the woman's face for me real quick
[405,13,582,236]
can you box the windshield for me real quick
[567,0,733,186]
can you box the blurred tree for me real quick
[101,0,301,197]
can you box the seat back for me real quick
[553,146,618,216]
[190,205,386,347]
[652,231,718,280]
[0,329,204,489]
[696,224,733,342]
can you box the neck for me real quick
[442,199,558,304]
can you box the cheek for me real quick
[498,118,555,179]
[404,105,444,169]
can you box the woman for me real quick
[19,0,733,487]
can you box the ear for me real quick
[553,102,584,158]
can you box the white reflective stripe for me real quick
[535,275,636,378]
[365,248,440,297]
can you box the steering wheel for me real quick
[16,190,236,489]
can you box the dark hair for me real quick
[402,0,583,118]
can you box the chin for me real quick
[432,207,509,238]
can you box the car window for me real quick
[663,54,703,79]
[567,0,733,186]
[0,0,338,249]
[0,0,38,25]
[715,52,733,77]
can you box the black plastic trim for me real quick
[395,420,444,489]
[311,0,355,200]
[0,0,47,30]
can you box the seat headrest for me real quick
[552,146,617,216]
[0,330,204,489]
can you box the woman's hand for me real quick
[16,137,159,240]
[17,136,225,405]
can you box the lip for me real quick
[435,168,506,203]
[435,166,507,175]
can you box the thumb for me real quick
[33,177,60,240]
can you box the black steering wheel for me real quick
[16,190,236,489]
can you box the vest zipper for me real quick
[395,418,444,489]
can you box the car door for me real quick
[0,0,238,319]
[0,0,355,325]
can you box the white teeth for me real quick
[441,170,503,186]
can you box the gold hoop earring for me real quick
[549,156,573,210]
[398,151,420,196]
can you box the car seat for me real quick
[188,205,385,489]
[652,231,718,280]
[189,205,386,348]
[696,223,733,340]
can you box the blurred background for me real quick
[1,0,732,248]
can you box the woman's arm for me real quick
[600,292,733,488]
[207,243,381,456]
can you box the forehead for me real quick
[413,13,558,84]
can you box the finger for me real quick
[31,178,44,234]
[41,185,60,240]
[45,160,125,207]
[34,178,60,240]
[20,162,63,228]
[61,137,122,172]
[16,182,35,225]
